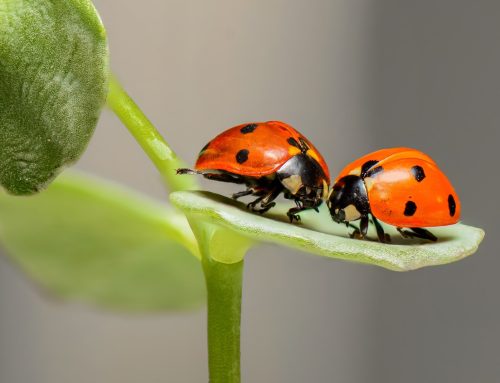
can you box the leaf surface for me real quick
[0,0,108,194]
[0,173,204,312]
[171,191,484,271]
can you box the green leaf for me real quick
[0,0,109,195]
[170,191,485,271]
[0,172,205,312]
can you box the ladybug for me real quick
[327,147,460,242]
[177,121,330,221]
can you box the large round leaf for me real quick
[0,0,109,194]
[0,173,205,312]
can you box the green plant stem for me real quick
[108,74,244,381]
[203,256,244,383]
[106,75,197,192]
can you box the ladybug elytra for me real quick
[327,147,461,242]
[177,121,330,221]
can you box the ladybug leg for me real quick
[258,202,276,214]
[398,227,437,242]
[247,186,282,215]
[410,228,438,242]
[232,189,253,200]
[176,168,196,175]
[346,222,362,239]
[286,197,324,222]
[371,215,391,243]
[246,195,266,210]
[282,195,302,220]
[346,222,359,231]
[176,169,246,184]
[397,227,411,239]
[359,216,369,238]
[203,173,246,184]
[286,206,302,222]
[257,187,282,214]
[286,199,312,222]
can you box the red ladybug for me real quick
[327,147,460,242]
[177,121,330,221]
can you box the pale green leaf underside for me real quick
[171,191,484,271]
[0,0,108,194]
[0,172,204,312]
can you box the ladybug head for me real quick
[277,154,329,206]
[328,175,369,223]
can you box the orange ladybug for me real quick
[327,147,460,242]
[177,121,330,221]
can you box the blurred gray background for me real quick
[1,1,499,382]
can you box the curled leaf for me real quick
[170,191,484,271]
[0,0,109,194]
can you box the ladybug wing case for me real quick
[195,122,293,177]
[364,157,461,228]
[195,121,330,181]
[335,147,436,182]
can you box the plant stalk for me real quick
[203,256,244,383]
[108,74,244,381]
[106,75,197,192]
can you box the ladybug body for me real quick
[177,121,330,221]
[328,148,460,242]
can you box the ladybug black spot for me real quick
[240,124,257,134]
[371,166,384,176]
[236,149,249,164]
[448,194,456,216]
[411,165,426,182]
[287,137,300,148]
[361,160,378,178]
[365,165,384,178]
[404,201,417,216]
